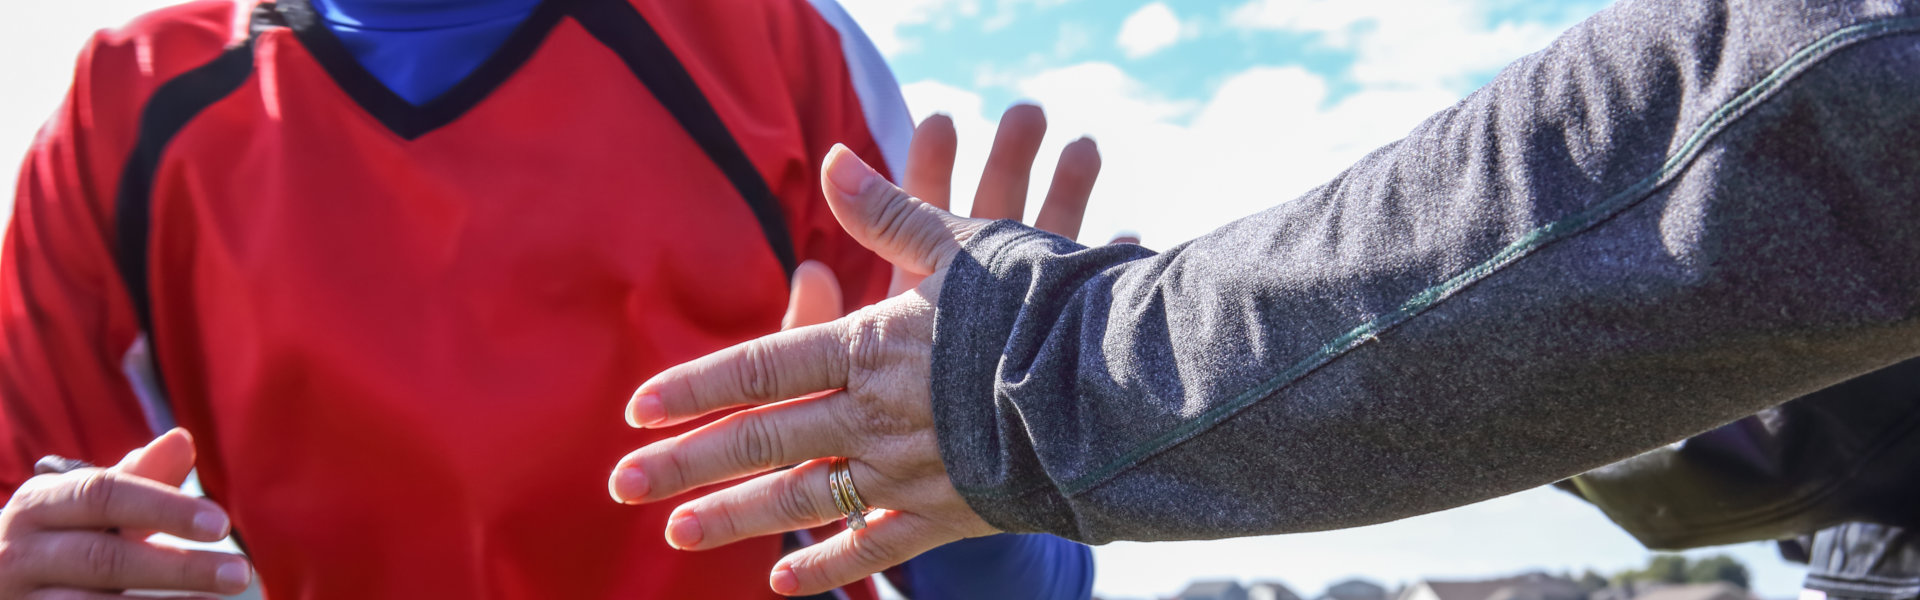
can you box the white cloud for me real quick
[1052,21,1094,59]
[1228,0,1572,90]
[836,0,1076,56]
[904,60,1452,246]
[835,0,978,56]
[1117,2,1184,59]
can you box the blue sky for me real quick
[829,0,1648,248]
[0,1,1807,598]
[876,0,1609,117]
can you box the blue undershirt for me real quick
[304,1,1093,597]
[309,0,539,105]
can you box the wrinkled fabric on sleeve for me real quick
[929,0,1920,544]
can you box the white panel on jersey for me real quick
[804,0,914,181]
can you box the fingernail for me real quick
[628,393,665,428]
[771,566,799,596]
[666,512,703,549]
[193,507,230,539]
[610,466,649,503]
[825,144,875,196]
[216,559,250,591]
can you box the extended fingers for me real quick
[903,115,957,212]
[1034,136,1101,240]
[888,115,963,296]
[629,319,851,428]
[613,394,855,504]
[11,471,229,542]
[15,531,250,594]
[771,511,957,597]
[971,104,1048,221]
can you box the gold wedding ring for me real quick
[827,457,871,530]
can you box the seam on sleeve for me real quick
[955,18,1920,501]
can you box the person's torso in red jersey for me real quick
[0,0,910,597]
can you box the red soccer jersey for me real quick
[0,0,911,597]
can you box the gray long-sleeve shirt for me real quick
[928,0,1920,544]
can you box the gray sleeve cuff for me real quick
[928,220,1149,537]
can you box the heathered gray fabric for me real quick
[928,0,1920,544]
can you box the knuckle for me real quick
[843,310,888,381]
[78,535,128,581]
[68,470,117,519]
[846,531,898,568]
[694,504,738,545]
[775,475,824,524]
[662,440,698,492]
[727,414,781,471]
[735,341,781,401]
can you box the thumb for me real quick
[781,260,845,330]
[821,144,980,277]
[112,427,197,488]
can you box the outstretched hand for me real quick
[609,106,1098,596]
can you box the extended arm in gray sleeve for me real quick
[928,0,1920,544]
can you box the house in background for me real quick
[1398,572,1586,600]
[1177,580,1251,600]
[1170,577,1312,600]
[1251,581,1306,600]
[1628,582,1756,600]
[1323,578,1392,600]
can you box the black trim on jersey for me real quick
[274,0,569,141]
[112,8,268,558]
[113,41,259,367]
[570,0,801,276]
